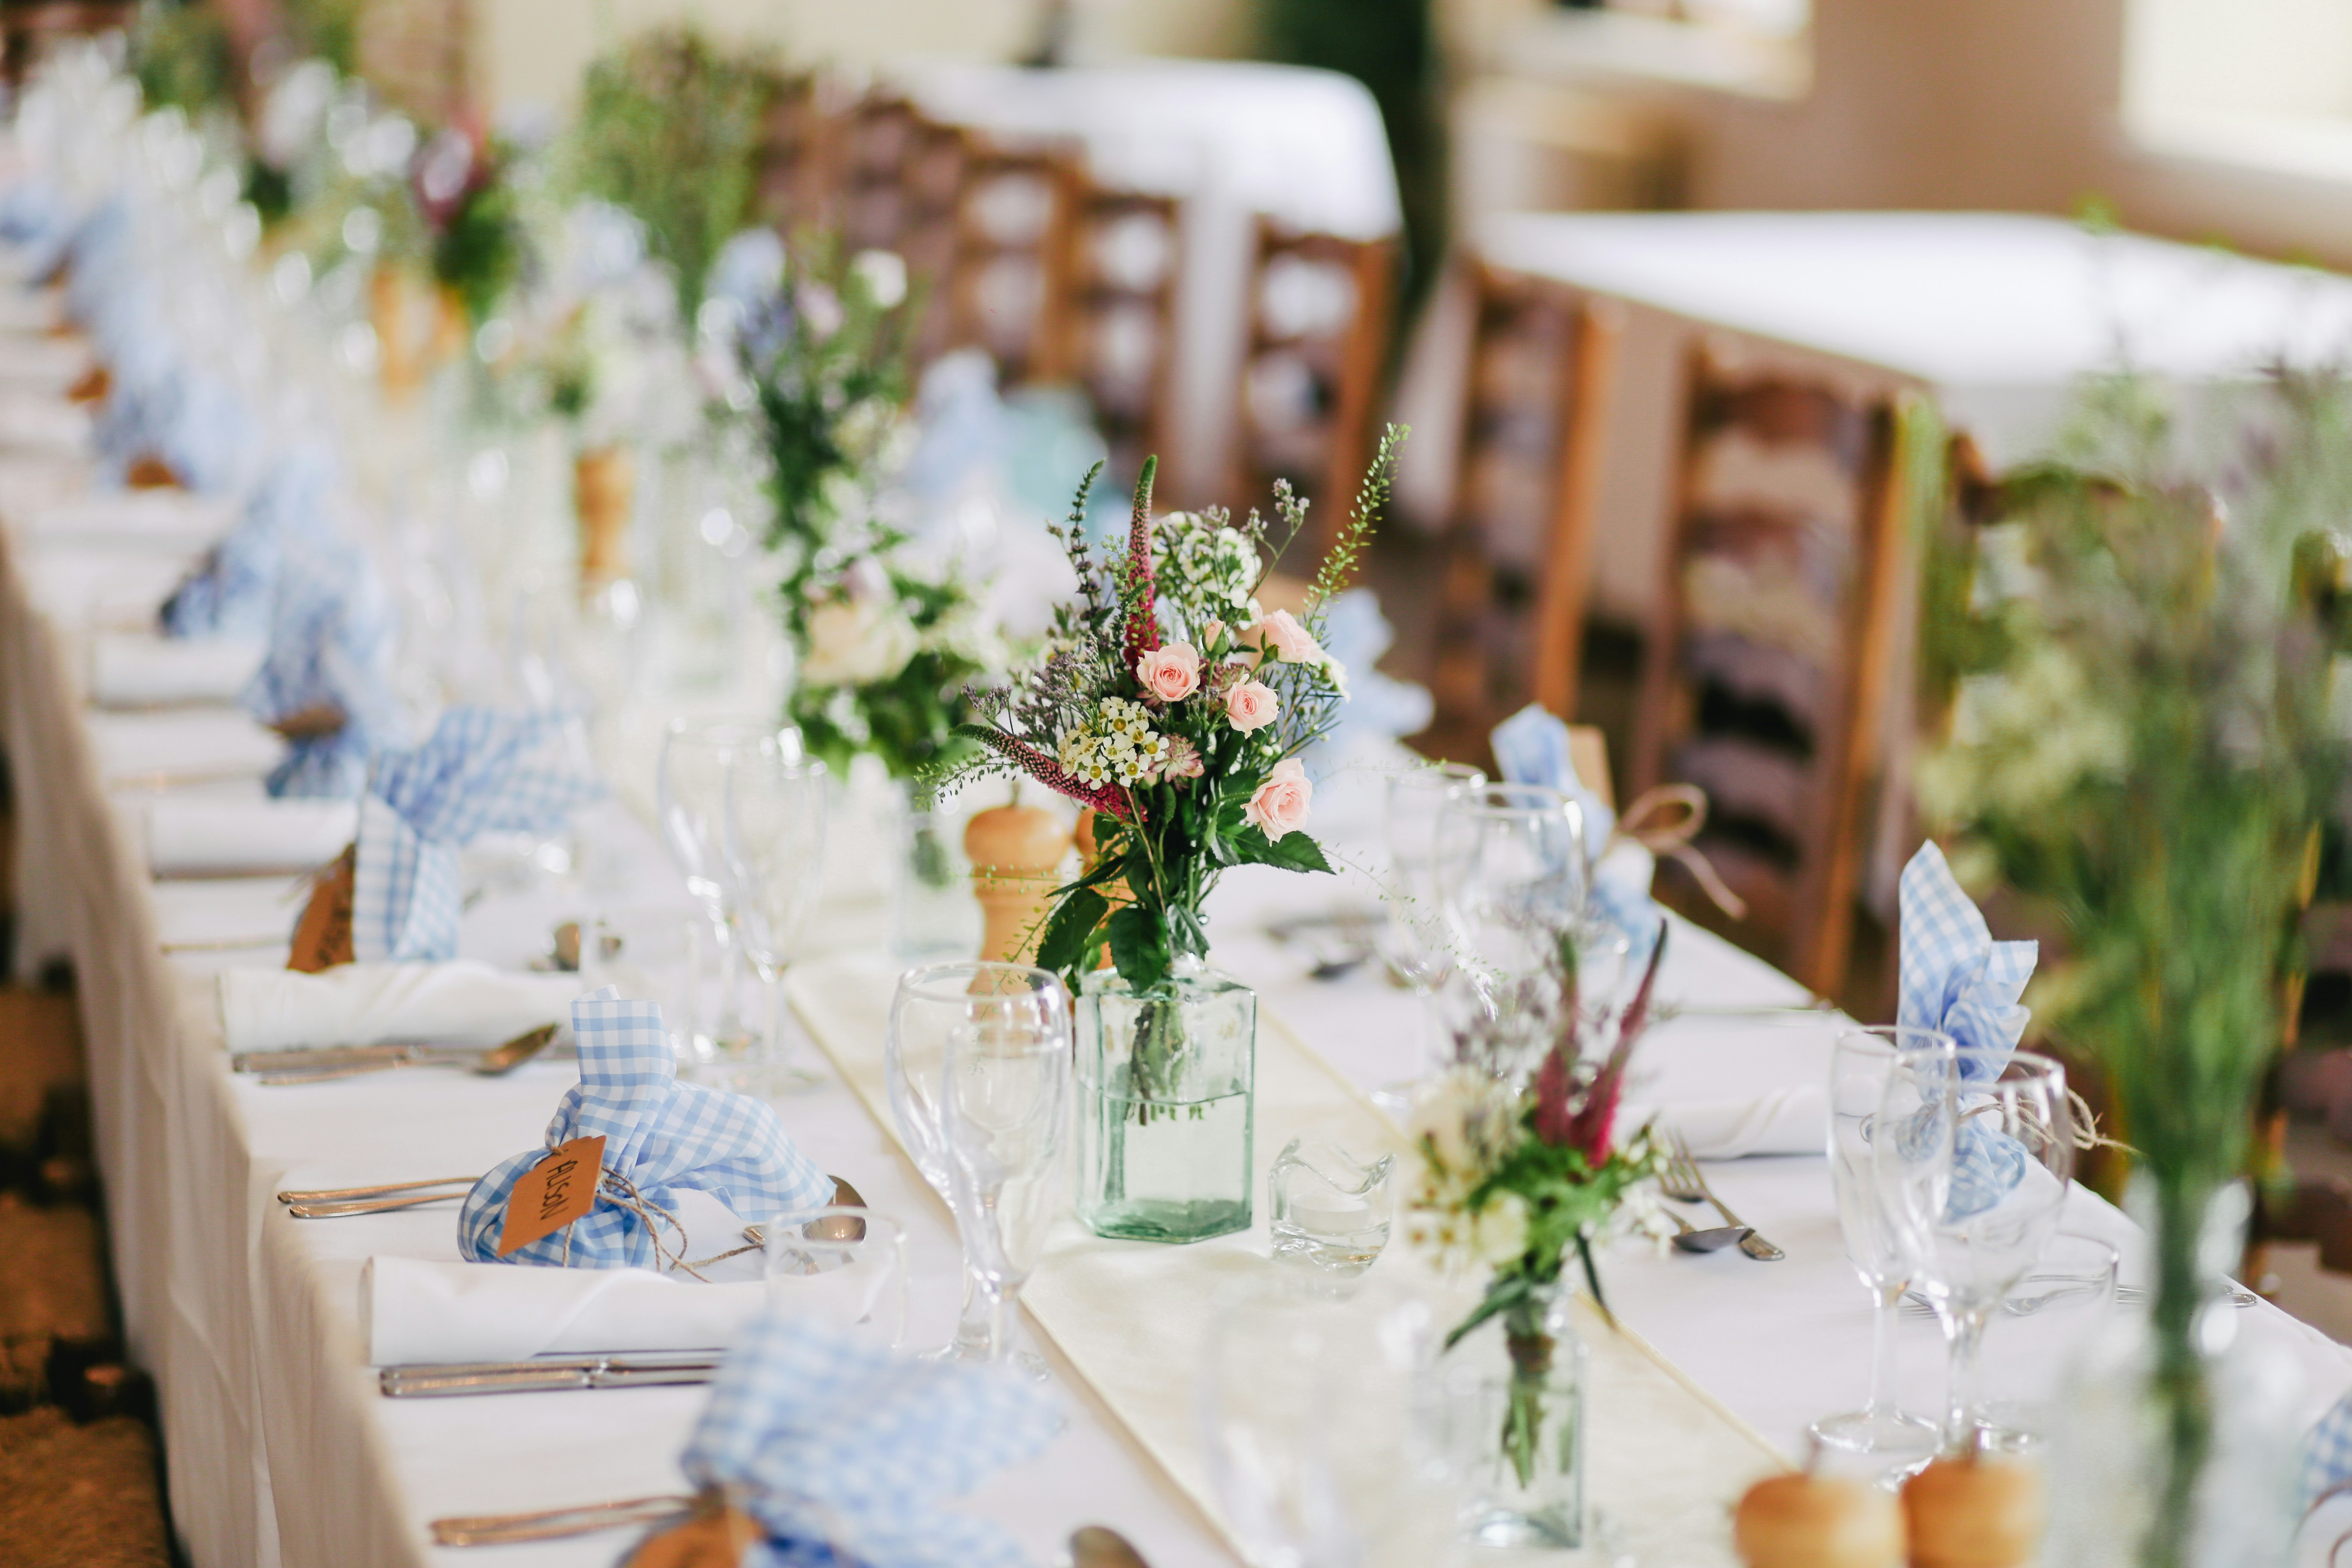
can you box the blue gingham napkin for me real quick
[2305,1390,2352,1508]
[93,361,261,496]
[681,1310,1060,1568]
[457,988,833,1270]
[241,539,404,799]
[1899,842,2037,1216]
[1491,703,1658,963]
[162,445,336,641]
[352,707,603,962]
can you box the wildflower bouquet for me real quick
[1406,925,1669,1489]
[947,427,1406,994]
[411,127,528,328]
[735,240,995,783]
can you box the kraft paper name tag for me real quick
[497,1135,606,1257]
[625,1500,757,1568]
[287,844,356,974]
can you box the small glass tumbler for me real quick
[1269,1137,1395,1283]
[761,1208,909,1349]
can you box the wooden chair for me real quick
[752,73,844,233]
[944,135,1081,386]
[1228,222,1395,547]
[1040,179,1182,491]
[1629,351,1909,997]
[1429,260,1620,756]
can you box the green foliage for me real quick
[131,1,236,117]
[1918,370,2352,1560]
[430,153,526,327]
[567,28,785,321]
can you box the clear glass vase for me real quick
[1427,1282,1586,1550]
[2044,1179,2300,1568]
[1075,957,1256,1244]
[890,782,979,961]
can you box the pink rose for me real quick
[1135,642,1201,703]
[1253,609,1324,665]
[1225,679,1280,733]
[1244,757,1313,841]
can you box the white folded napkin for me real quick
[147,797,355,878]
[91,632,264,708]
[362,1256,765,1366]
[0,389,90,453]
[0,335,92,390]
[19,547,189,630]
[86,708,284,785]
[18,490,235,548]
[218,962,582,1052]
[1628,1085,1827,1160]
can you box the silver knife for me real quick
[380,1352,724,1398]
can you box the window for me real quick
[2126,0,2352,178]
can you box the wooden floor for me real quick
[0,982,173,1567]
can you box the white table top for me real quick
[1479,210,2352,465]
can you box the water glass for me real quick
[1269,1137,1395,1284]
[656,718,778,1061]
[762,1207,909,1349]
[1432,783,1589,1083]
[1873,1044,2074,1447]
[885,961,1072,1367]
[940,979,1071,1369]
[723,745,828,1093]
[1975,1231,2118,1451]
[1200,1279,1458,1568]
[1810,1026,1947,1469]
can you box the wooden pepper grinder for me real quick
[966,799,1070,965]
[1902,1449,2046,1568]
[575,445,636,594]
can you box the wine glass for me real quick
[1370,762,1484,1111]
[655,718,772,1065]
[885,961,1071,1367]
[940,983,1071,1372]
[1873,1043,2074,1449]
[1431,783,1588,1084]
[761,1207,909,1349]
[1809,1026,1948,1469]
[723,744,829,1094]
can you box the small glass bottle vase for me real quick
[1430,1282,1587,1550]
[1075,957,1256,1244]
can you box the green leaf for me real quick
[1106,903,1169,990]
[1168,904,1210,959]
[1443,1273,1535,1351]
[1037,888,1108,980]
[1228,824,1334,874]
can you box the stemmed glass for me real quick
[1873,1044,2074,1449]
[1371,762,1484,1110]
[885,961,1072,1369]
[1431,783,1589,1084]
[723,744,829,1094]
[1810,1026,1948,1468]
[655,718,770,1066]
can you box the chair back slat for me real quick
[1045,181,1183,486]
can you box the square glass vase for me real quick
[1075,960,1256,1244]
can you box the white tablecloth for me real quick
[897,60,1402,504]
[7,470,2352,1568]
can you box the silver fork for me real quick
[1659,1131,1784,1262]
[430,1494,693,1547]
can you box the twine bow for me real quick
[1608,784,1748,921]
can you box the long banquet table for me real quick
[7,448,2352,1564]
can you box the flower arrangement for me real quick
[567,29,788,322]
[733,238,994,783]
[943,425,1406,994]
[412,126,528,328]
[1916,376,2352,1565]
[1406,927,1669,1490]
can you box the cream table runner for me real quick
[788,954,1783,1567]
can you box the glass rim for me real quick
[1834,1025,1955,1054]
[728,750,828,782]
[1391,760,1487,789]
[1440,781,1574,817]
[760,1205,905,1235]
[896,959,1067,1005]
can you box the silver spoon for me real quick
[1068,1525,1151,1568]
[1663,1206,1752,1254]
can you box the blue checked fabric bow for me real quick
[1491,703,1660,965]
[457,988,833,1270]
[681,1311,1060,1568]
[1898,842,2038,1216]
[241,538,404,799]
[93,359,261,496]
[351,707,603,962]
[2305,1390,2352,1510]
[162,445,337,640]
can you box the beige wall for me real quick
[472,0,1252,119]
